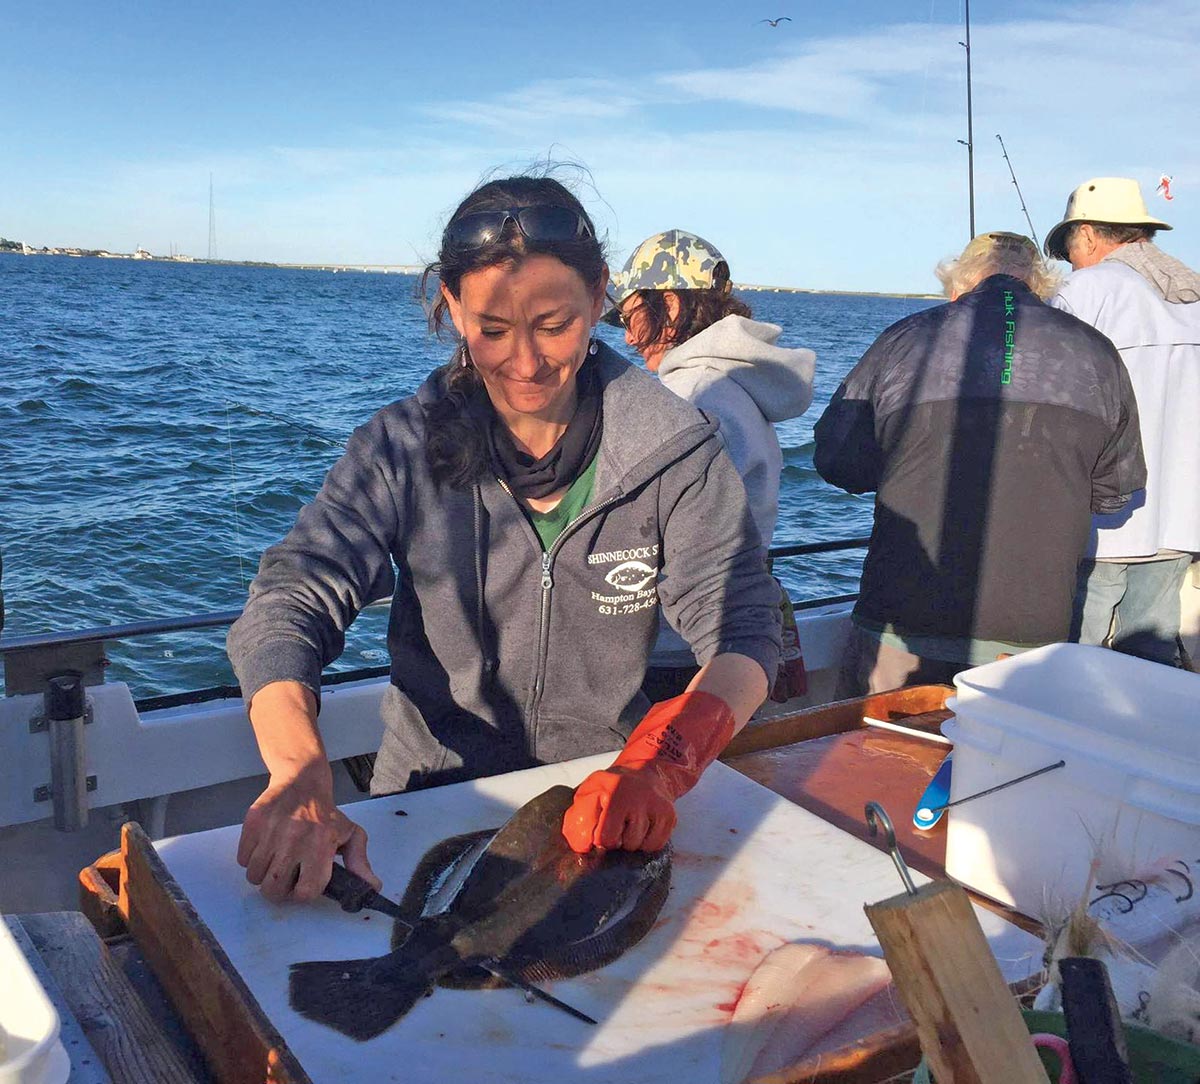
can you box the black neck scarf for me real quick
[486,357,603,499]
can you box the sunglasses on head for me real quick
[444,205,593,250]
[601,302,632,329]
[984,231,1038,253]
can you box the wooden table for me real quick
[5,912,208,1083]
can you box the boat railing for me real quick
[0,537,867,832]
[0,536,868,700]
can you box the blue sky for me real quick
[5,0,1196,292]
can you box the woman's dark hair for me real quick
[624,261,751,358]
[421,176,605,488]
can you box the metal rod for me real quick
[482,960,598,1026]
[769,537,870,558]
[958,0,976,239]
[0,539,872,656]
[865,801,918,896]
[996,134,1040,248]
[920,759,1066,817]
[45,674,89,831]
[862,717,953,745]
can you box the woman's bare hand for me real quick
[237,761,380,902]
[237,680,380,902]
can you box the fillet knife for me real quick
[322,862,598,1025]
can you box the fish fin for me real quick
[288,955,432,1041]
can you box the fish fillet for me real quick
[720,942,893,1084]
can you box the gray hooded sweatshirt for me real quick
[652,315,815,665]
[227,344,780,795]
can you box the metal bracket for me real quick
[34,776,97,803]
[29,701,94,733]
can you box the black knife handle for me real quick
[1060,956,1134,1084]
[323,862,378,913]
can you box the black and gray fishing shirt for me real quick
[813,274,1146,647]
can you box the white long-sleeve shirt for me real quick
[1052,260,1200,558]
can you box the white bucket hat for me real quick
[1044,177,1171,260]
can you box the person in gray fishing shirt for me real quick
[227,176,781,903]
[815,231,1145,694]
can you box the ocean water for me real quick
[0,255,936,697]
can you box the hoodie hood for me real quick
[656,315,815,422]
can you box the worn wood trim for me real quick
[18,911,206,1084]
[866,881,1050,1084]
[723,684,953,759]
[119,821,312,1084]
[79,848,125,939]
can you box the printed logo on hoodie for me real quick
[587,544,660,615]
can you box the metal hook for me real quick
[865,801,918,896]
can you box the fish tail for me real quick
[288,953,433,1041]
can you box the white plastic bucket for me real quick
[0,922,65,1084]
[942,643,1200,917]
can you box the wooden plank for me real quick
[865,881,1048,1084]
[723,685,952,759]
[17,911,204,1084]
[725,700,1041,938]
[4,915,111,1084]
[727,728,950,880]
[79,848,125,939]
[119,821,311,1084]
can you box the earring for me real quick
[587,338,599,356]
[459,340,472,369]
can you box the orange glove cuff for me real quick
[611,690,737,800]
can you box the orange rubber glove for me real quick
[562,691,737,854]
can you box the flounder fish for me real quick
[289,784,671,1040]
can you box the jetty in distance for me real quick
[1,238,936,297]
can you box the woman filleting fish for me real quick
[226,174,781,903]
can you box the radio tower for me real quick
[208,173,218,260]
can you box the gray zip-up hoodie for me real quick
[651,315,814,667]
[657,315,815,547]
[227,344,781,795]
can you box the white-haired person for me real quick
[815,231,1146,694]
[1045,177,1200,669]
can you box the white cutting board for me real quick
[156,756,1041,1083]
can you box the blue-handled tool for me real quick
[913,753,953,830]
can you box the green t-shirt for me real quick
[527,455,598,551]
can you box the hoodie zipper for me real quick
[493,415,713,741]
[496,476,625,727]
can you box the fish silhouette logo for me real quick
[605,561,657,593]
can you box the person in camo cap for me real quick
[607,229,816,702]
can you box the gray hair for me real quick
[936,232,1061,300]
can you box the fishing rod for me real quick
[957,0,976,240]
[996,133,1040,249]
[229,402,346,449]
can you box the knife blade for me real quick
[322,862,597,1025]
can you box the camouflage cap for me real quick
[609,229,727,306]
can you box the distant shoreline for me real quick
[0,248,939,300]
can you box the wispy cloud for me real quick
[12,1,1197,288]
[422,79,642,133]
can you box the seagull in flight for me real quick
[759,16,792,26]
